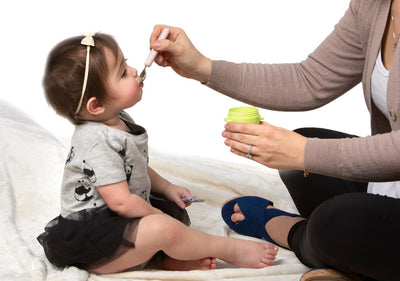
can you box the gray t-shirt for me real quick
[60,112,151,218]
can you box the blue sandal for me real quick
[221,196,300,248]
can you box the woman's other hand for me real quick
[149,25,211,83]
[222,121,307,171]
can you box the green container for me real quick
[224,106,264,124]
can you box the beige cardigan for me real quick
[207,0,400,182]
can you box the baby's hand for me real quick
[164,184,191,209]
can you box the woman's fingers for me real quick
[223,121,306,170]
[225,139,257,158]
[222,122,269,157]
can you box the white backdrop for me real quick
[0,0,369,168]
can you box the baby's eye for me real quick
[121,58,128,77]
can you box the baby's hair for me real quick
[43,33,120,124]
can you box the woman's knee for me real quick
[293,127,357,139]
[278,169,304,185]
[305,193,400,278]
[306,194,369,258]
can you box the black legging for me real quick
[279,128,400,281]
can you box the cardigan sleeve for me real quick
[206,0,364,112]
[304,131,400,182]
[298,0,400,182]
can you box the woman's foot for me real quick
[163,257,217,270]
[300,267,364,281]
[230,201,305,249]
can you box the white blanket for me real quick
[0,99,309,281]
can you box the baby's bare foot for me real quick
[163,256,217,271]
[223,238,278,268]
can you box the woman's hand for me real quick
[163,183,192,209]
[222,121,307,171]
[149,25,211,83]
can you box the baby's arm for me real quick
[148,166,191,209]
[97,180,163,218]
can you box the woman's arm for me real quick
[224,121,400,182]
[207,0,364,111]
[305,130,400,182]
[150,1,364,111]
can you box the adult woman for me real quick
[148,0,400,280]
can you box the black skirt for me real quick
[37,193,190,269]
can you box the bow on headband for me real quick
[81,32,96,47]
[75,32,96,115]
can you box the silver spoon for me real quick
[140,27,170,82]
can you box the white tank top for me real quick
[371,50,390,118]
[368,50,400,198]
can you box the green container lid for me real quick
[224,106,264,124]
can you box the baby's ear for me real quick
[86,97,105,115]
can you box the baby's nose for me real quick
[130,66,138,77]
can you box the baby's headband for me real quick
[75,32,96,116]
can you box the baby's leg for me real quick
[91,214,278,273]
[163,256,217,270]
[141,214,278,269]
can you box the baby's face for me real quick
[103,48,144,114]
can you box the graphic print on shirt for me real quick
[118,147,134,182]
[65,146,75,165]
[73,160,96,202]
[140,189,148,200]
[74,179,95,201]
[82,160,96,183]
[144,149,149,163]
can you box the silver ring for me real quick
[247,144,253,159]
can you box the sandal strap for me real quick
[221,196,300,248]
